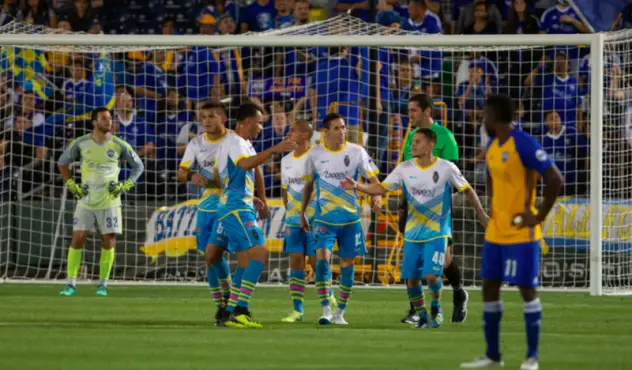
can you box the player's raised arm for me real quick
[236,139,296,171]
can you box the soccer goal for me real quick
[0,16,628,296]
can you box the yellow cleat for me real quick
[234,313,263,329]
[328,294,337,310]
[281,311,304,323]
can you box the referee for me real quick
[399,93,469,324]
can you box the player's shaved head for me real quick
[485,94,514,125]
[293,119,313,137]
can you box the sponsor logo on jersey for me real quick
[323,171,346,180]
[287,177,304,185]
[412,187,436,197]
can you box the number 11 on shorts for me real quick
[505,259,517,278]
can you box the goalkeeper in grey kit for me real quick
[58,107,144,296]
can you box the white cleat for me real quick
[460,355,504,368]
[331,312,348,325]
[318,306,334,325]
[520,358,539,370]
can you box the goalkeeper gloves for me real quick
[108,179,135,198]
[65,179,89,200]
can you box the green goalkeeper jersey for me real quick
[59,134,144,209]
[402,122,459,162]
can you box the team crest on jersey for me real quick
[433,171,439,183]
[344,155,350,167]
[107,149,115,158]
[501,152,509,162]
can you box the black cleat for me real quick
[215,306,228,327]
[401,308,420,324]
[451,288,469,323]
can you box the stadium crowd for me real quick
[0,0,631,201]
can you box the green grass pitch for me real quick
[0,284,630,370]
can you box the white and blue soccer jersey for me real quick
[281,150,316,227]
[304,142,378,225]
[382,158,469,242]
[216,131,256,214]
[180,131,229,212]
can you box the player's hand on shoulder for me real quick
[339,176,356,190]
[274,139,298,153]
[65,179,88,200]
[190,173,208,187]
[512,211,539,229]
[371,195,382,213]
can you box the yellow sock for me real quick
[66,247,82,286]
[99,248,115,283]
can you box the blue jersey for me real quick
[455,78,496,110]
[179,47,221,101]
[309,57,361,126]
[352,47,393,104]
[578,53,621,95]
[242,0,276,32]
[276,13,295,28]
[382,158,469,242]
[304,142,379,225]
[62,79,88,102]
[536,74,582,126]
[540,5,582,34]
[400,13,442,78]
[114,111,153,151]
[254,124,288,154]
[135,62,167,97]
[542,125,587,186]
[216,132,257,214]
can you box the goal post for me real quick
[0,17,626,295]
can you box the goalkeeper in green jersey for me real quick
[399,94,469,324]
[58,107,144,297]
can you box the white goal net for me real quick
[0,16,629,295]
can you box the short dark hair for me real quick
[322,113,344,130]
[236,102,263,122]
[115,85,134,97]
[91,107,110,123]
[485,94,515,124]
[201,101,227,116]
[410,0,426,7]
[415,128,437,144]
[409,93,434,111]
[544,110,558,120]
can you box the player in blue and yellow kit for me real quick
[300,113,382,325]
[215,103,296,328]
[177,102,232,326]
[461,95,563,370]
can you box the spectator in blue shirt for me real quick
[114,91,155,159]
[275,0,295,28]
[542,110,588,195]
[540,0,590,34]
[218,13,237,35]
[400,0,442,80]
[62,58,87,102]
[0,109,48,169]
[134,49,169,115]
[456,62,496,121]
[578,52,625,102]
[178,36,222,102]
[308,47,362,143]
[611,4,632,30]
[198,12,217,35]
[377,0,403,26]
[294,0,311,26]
[526,51,584,132]
[241,0,276,33]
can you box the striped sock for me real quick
[236,260,265,308]
[483,301,503,361]
[337,265,354,311]
[206,266,223,308]
[289,269,306,313]
[429,280,442,308]
[213,258,231,306]
[315,259,331,307]
[407,286,426,313]
[524,298,542,359]
[226,267,245,313]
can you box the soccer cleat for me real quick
[224,313,246,329]
[96,285,108,296]
[414,311,430,329]
[460,355,504,368]
[431,305,444,328]
[331,312,348,325]
[401,308,420,324]
[318,306,334,325]
[59,284,76,296]
[281,311,304,323]
[230,307,262,329]
[215,307,227,327]
[520,358,539,370]
[452,288,469,323]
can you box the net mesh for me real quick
[0,16,630,294]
